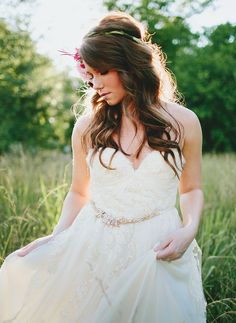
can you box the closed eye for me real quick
[86,70,108,79]
[85,70,109,86]
[87,82,93,88]
[100,70,109,75]
[86,72,93,80]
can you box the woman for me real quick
[0,11,207,323]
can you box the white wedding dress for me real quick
[0,147,207,323]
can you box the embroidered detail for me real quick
[87,147,182,220]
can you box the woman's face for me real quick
[83,61,126,106]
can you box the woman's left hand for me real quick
[153,226,196,261]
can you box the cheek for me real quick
[111,76,125,93]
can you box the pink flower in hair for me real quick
[58,48,81,62]
[58,48,93,86]
[73,48,81,62]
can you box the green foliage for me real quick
[175,23,236,151]
[0,0,235,154]
[198,153,236,322]
[104,0,214,17]
[0,148,71,258]
[0,19,78,153]
[0,150,235,321]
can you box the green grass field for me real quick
[0,149,235,322]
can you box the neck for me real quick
[121,103,140,126]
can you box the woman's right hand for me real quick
[16,234,53,257]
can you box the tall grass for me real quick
[198,153,236,322]
[0,148,235,322]
[0,147,71,260]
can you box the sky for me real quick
[1,0,235,75]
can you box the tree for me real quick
[0,20,77,153]
[175,23,236,151]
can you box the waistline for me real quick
[90,200,176,228]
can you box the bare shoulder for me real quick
[72,115,92,155]
[70,114,93,195]
[164,101,200,127]
[165,103,202,143]
[73,114,93,135]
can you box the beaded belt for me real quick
[90,200,162,227]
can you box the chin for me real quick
[106,98,124,106]
[106,100,118,106]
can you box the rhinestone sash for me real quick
[90,200,162,227]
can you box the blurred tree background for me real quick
[0,0,235,153]
[0,0,80,154]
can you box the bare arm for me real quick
[154,109,204,260]
[52,115,91,236]
[16,115,91,256]
[179,111,204,238]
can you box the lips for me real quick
[100,92,111,97]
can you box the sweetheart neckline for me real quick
[106,147,160,172]
[88,147,185,173]
[87,147,159,172]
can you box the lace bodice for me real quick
[86,147,185,218]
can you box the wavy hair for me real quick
[78,11,185,178]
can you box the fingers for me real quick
[16,244,33,257]
[16,249,29,257]
[155,245,173,260]
[15,236,52,257]
[155,244,184,261]
[153,238,173,260]
[153,239,171,252]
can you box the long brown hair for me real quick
[78,11,185,178]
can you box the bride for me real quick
[0,11,207,323]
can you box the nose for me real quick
[92,76,104,91]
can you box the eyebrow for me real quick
[85,68,99,75]
[85,67,109,75]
